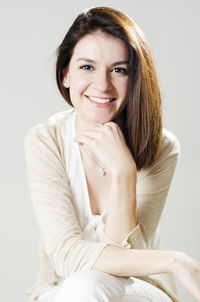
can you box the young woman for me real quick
[24,6,200,302]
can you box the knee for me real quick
[63,269,108,287]
[54,270,112,302]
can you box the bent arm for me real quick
[101,129,180,249]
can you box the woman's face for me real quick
[62,30,129,124]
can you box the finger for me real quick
[103,121,117,128]
[73,125,104,142]
[78,140,104,168]
[103,121,124,137]
[100,122,118,133]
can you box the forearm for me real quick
[105,169,138,244]
[93,244,179,277]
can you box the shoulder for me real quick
[138,128,180,179]
[24,108,75,169]
[160,128,181,159]
[149,128,180,173]
[24,108,75,145]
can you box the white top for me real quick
[65,110,109,241]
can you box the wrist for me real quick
[110,162,137,179]
[110,169,137,196]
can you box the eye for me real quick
[80,64,94,71]
[112,67,128,74]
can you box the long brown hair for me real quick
[56,7,162,170]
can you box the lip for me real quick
[85,95,116,108]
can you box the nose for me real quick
[93,69,112,92]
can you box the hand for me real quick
[174,252,200,301]
[73,121,137,176]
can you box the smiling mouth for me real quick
[86,95,116,104]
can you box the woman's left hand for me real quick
[73,121,137,176]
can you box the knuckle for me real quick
[103,122,118,131]
[107,121,117,128]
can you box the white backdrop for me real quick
[1,0,200,301]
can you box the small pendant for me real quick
[99,167,105,176]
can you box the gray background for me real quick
[1,0,199,301]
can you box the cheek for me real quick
[69,75,90,106]
[116,79,129,97]
[70,74,90,94]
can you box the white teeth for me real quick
[88,96,114,104]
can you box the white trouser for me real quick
[38,270,172,302]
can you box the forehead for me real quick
[71,30,129,61]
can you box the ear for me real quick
[62,67,70,88]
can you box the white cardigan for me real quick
[24,108,180,302]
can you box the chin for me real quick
[84,113,112,124]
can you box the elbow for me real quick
[46,237,108,279]
[48,237,86,278]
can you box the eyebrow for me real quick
[76,58,129,66]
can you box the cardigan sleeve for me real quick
[24,124,110,279]
[101,129,180,249]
